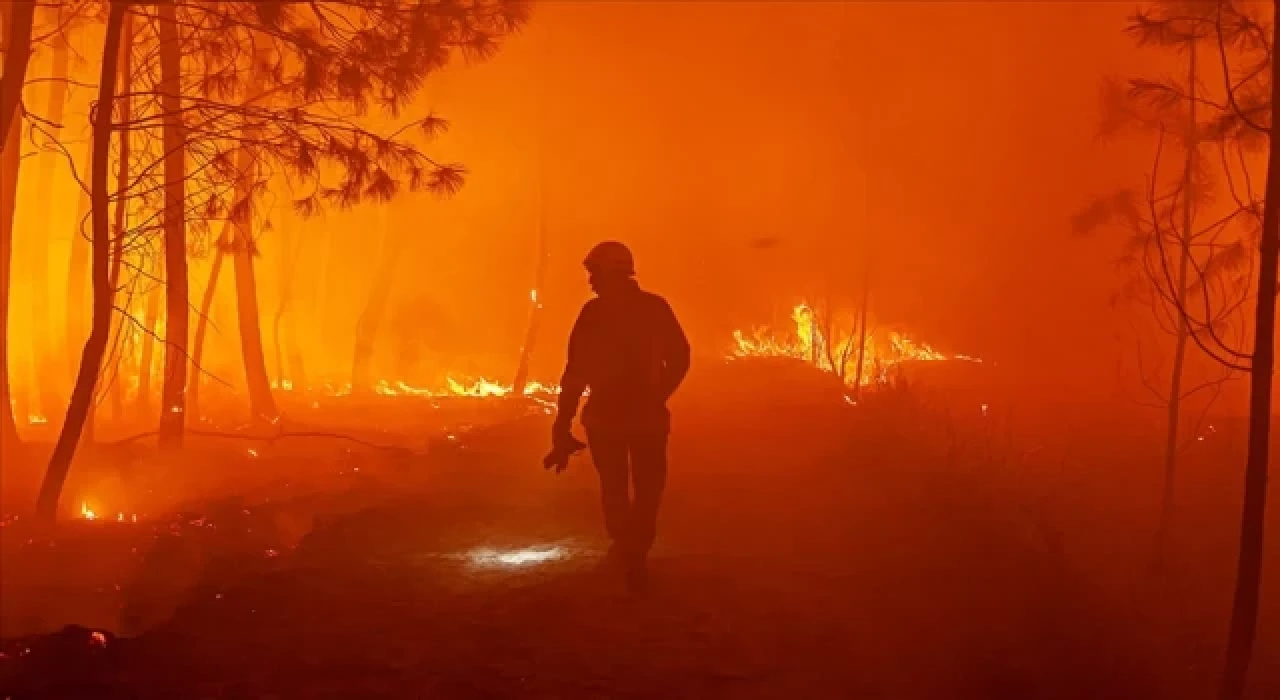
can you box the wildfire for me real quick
[446,377,513,397]
[729,303,979,387]
[78,503,139,522]
[369,376,559,398]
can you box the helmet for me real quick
[583,241,635,276]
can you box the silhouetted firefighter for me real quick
[547,241,690,591]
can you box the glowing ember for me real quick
[247,448,259,458]
[729,302,979,387]
[27,414,47,425]
[467,545,568,568]
[88,631,107,647]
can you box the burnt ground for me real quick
[2,373,1280,699]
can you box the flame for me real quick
[729,303,978,387]
[79,502,138,522]
[447,376,512,397]
[27,414,47,425]
[369,376,559,398]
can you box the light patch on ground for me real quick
[465,545,569,568]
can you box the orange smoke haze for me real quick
[2,1,1223,428]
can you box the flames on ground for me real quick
[60,300,982,521]
[728,303,981,388]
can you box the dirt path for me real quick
[2,408,1271,699]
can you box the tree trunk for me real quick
[0,100,19,453]
[189,224,228,423]
[0,0,35,456]
[229,144,276,420]
[512,194,548,396]
[351,210,402,393]
[1159,42,1196,563]
[36,0,127,521]
[156,2,187,447]
[1219,4,1280,697]
[135,280,160,419]
[0,1,34,142]
[87,13,133,443]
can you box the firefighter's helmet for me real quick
[583,241,635,276]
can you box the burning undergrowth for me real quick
[727,302,983,391]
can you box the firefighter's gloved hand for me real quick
[544,425,586,474]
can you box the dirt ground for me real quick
[2,376,1279,699]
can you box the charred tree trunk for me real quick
[36,0,127,521]
[512,197,548,395]
[1219,4,1280,697]
[229,145,276,421]
[189,223,228,423]
[0,0,35,456]
[0,103,18,453]
[87,14,133,443]
[233,234,275,418]
[0,1,33,141]
[351,211,402,393]
[156,2,187,447]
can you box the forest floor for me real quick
[2,371,1279,699]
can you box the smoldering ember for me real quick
[1,1,1280,698]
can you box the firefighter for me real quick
[548,241,691,591]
